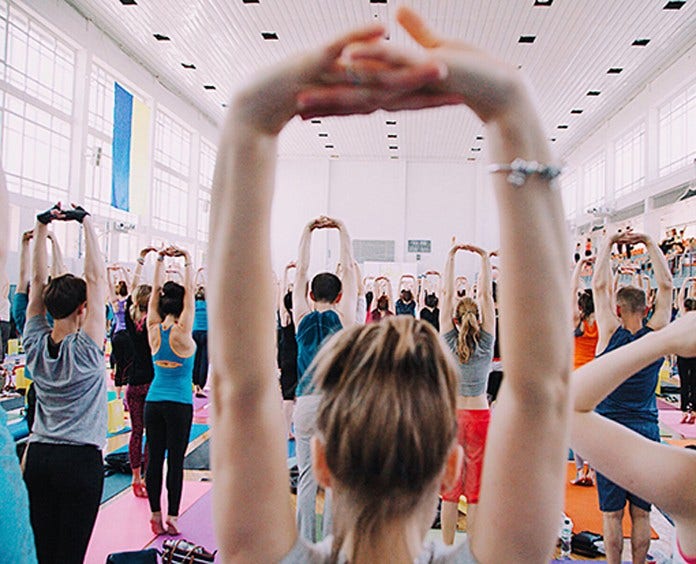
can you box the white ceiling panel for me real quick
[64,0,696,161]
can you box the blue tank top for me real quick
[146,326,195,404]
[193,300,208,332]
[595,326,661,423]
[113,298,127,333]
[295,310,342,397]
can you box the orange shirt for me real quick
[574,319,599,370]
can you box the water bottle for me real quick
[559,515,573,559]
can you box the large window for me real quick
[197,139,215,242]
[658,81,696,176]
[582,153,606,211]
[614,122,645,198]
[0,3,74,202]
[561,170,578,219]
[151,109,191,236]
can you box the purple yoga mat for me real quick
[147,489,217,553]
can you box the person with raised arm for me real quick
[395,274,417,316]
[419,270,441,330]
[107,263,134,400]
[144,245,196,536]
[571,312,696,563]
[192,267,209,398]
[677,277,696,423]
[277,261,298,439]
[124,246,159,497]
[439,242,495,544]
[208,7,570,562]
[291,215,357,541]
[569,256,599,486]
[23,203,107,564]
[369,275,395,322]
[0,166,37,563]
[591,230,673,563]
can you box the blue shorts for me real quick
[595,418,660,513]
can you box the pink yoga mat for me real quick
[657,397,679,411]
[659,409,696,439]
[85,481,211,563]
[147,489,216,553]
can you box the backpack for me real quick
[571,531,604,557]
[104,451,132,476]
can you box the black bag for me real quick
[162,539,216,563]
[104,451,132,476]
[289,465,299,494]
[105,548,159,563]
[571,530,604,557]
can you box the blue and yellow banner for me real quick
[111,82,151,215]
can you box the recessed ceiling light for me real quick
[153,34,170,41]
[571,109,584,114]
[389,145,398,150]
[119,0,137,5]
[386,120,397,125]
[390,156,399,160]
[663,1,685,9]
[203,85,216,90]
[586,90,601,96]
[607,67,623,74]
[550,138,557,142]
[518,35,536,44]
[557,124,569,129]
[471,147,482,152]
[370,0,388,3]
[310,119,321,124]
[632,38,650,46]
[325,144,334,149]
[261,32,279,40]
[467,157,476,161]
[242,0,260,3]
[387,134,397,138]
[222,103,228,108]
[476,135,484,140]
[318,133,328,137]
[534,0,553,5]
[181,63,196,70]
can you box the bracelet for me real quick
[488,158,562,187]
[137,258,145,265]
[157,255,165,262]
[184,262,190,267]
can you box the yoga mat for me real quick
[657,397,679,411]
[109,423,210,455]
[101,472,132,504]
[659,409,696,439]
[107,425,132,438]
[147,489,217,552]
[86,481,210,564]
[564,462,657,539]
[184,440,209,470]
[0,396,24,411]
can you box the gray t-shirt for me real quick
[24,315,107,449]
[443,329,494,397]
[282,535,477,563]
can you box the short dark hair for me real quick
[311,273,342,304]
[577,290,595,320]
[43,274,87,319]
[616,286,647,315]
[158,281,185,319]
[685,298,696,312]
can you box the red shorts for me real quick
[441,408,491,505]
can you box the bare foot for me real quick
[165,516,180,536]
[150,513,166,535]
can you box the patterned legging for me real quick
[126,382,150,470]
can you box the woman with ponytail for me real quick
[439,242,495,544]
[209,7,572,562]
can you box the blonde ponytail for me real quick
[455,298,481,364]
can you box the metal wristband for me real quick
[137,258,145,265]
[488,158,562,187]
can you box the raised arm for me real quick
[678,278,694,316]
[571,313,696,553]
[292,221,314,325]
[279,262,296,327]
[147,251,165,334]
[106,265,120,304]
[132,246,157,289]
[592,234,621,353]
[47,231,66,278]
[174,247,195,332]
[77,212,107,346]
[472,245,495,335]
[17,231,33,294]
[441,244,459,334]
[634,233,673,331]
[27,218,50,320]
[571,257,591,327]
[330,217,358,327]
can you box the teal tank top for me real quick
[146,325,195,404]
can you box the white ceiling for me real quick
[65,0,696,162]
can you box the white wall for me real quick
[270,158,489,280]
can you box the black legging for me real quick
[23,443,103,564]
[678,356,696,412]
[111,330,134,387]
[145,401,193,516]
[192,331,209,389]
